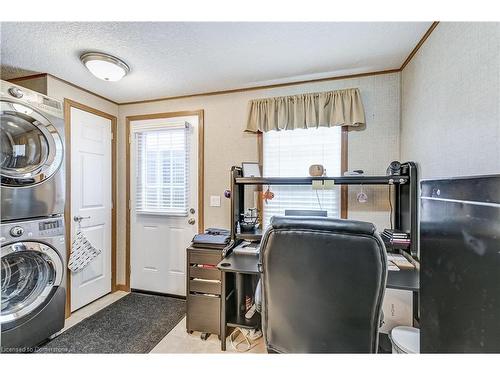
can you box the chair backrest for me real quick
[259,216,387,353]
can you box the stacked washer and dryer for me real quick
[1,80,67,350]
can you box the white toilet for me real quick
[389,326,420,354]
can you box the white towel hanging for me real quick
[68,227,102,273]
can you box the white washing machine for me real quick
[1,215,66,350]
[0,80,65,222]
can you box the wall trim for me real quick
[125,110,205,292]
[400,22,439,70]
[340,127,349,219]
[115,284,130,292]
[7,73,119,106]
[118,22,438,105]
[7,73,48,82]
[120,69,400,105]
[64,99,118,318]
[5,22,439,106]
[50,74,119,106]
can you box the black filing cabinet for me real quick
[186,246,223,338]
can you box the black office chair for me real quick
[259,216,387,353]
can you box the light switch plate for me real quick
[210,195,221,207]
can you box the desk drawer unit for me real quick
[189,251,221,266]
[189,266,221,280]
[186,246,224,336]
[187,294,221,335]
[190,279,222,295]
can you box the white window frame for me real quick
[132,121,190,216]
[262,126,346,227]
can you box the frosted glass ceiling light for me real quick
[80,52,130,82]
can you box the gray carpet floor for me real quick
[38,292,186,353]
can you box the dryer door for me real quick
[0,100,64,187]
[1,241,64,325]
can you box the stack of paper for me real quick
[387,253,415,270]
[233,241,260,255]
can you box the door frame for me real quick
[125,110,205,292]
[64,99,118,318]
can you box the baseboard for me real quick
[131,288,186,300]
[115,284,131,292]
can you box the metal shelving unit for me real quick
[235,175,409,186]
[230,163,419,256]
[218,162,419,351]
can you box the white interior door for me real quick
[70,107,112,311]
[130,115,199,296]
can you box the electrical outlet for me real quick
[312,180,324,190]
[324,180,335,189]
[311,180,335,190]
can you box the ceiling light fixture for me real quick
[80,52,130,82]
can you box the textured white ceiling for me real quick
[0,22,431,103]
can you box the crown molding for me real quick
[400,21,439,70]
[120,68,401,105]
[120,21,439,106]
[6,22,439,106]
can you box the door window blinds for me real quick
[262,127,342,227]
[134,123,190,215]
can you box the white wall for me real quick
[10,66,402,287]
[117,72,401,284]
[47,76,119,116]
[401,22,500,179]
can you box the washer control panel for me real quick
[8,87,24,98]
[9,226,24,237]
[0,217,65,242]
[0,81,63,118]
[38,219,64,236]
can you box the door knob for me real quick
[74,215,91,223]
[188,218,196,225]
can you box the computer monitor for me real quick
[284,209,327,217]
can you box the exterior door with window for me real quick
[130,116,198,296]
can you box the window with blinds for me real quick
[134,124,190,215]
[262,127,342,227]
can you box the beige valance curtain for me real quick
[245,88,365,133]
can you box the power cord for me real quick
[315,190,323,210]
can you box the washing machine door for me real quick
[1,241,64,325]
[0,100,64,187]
